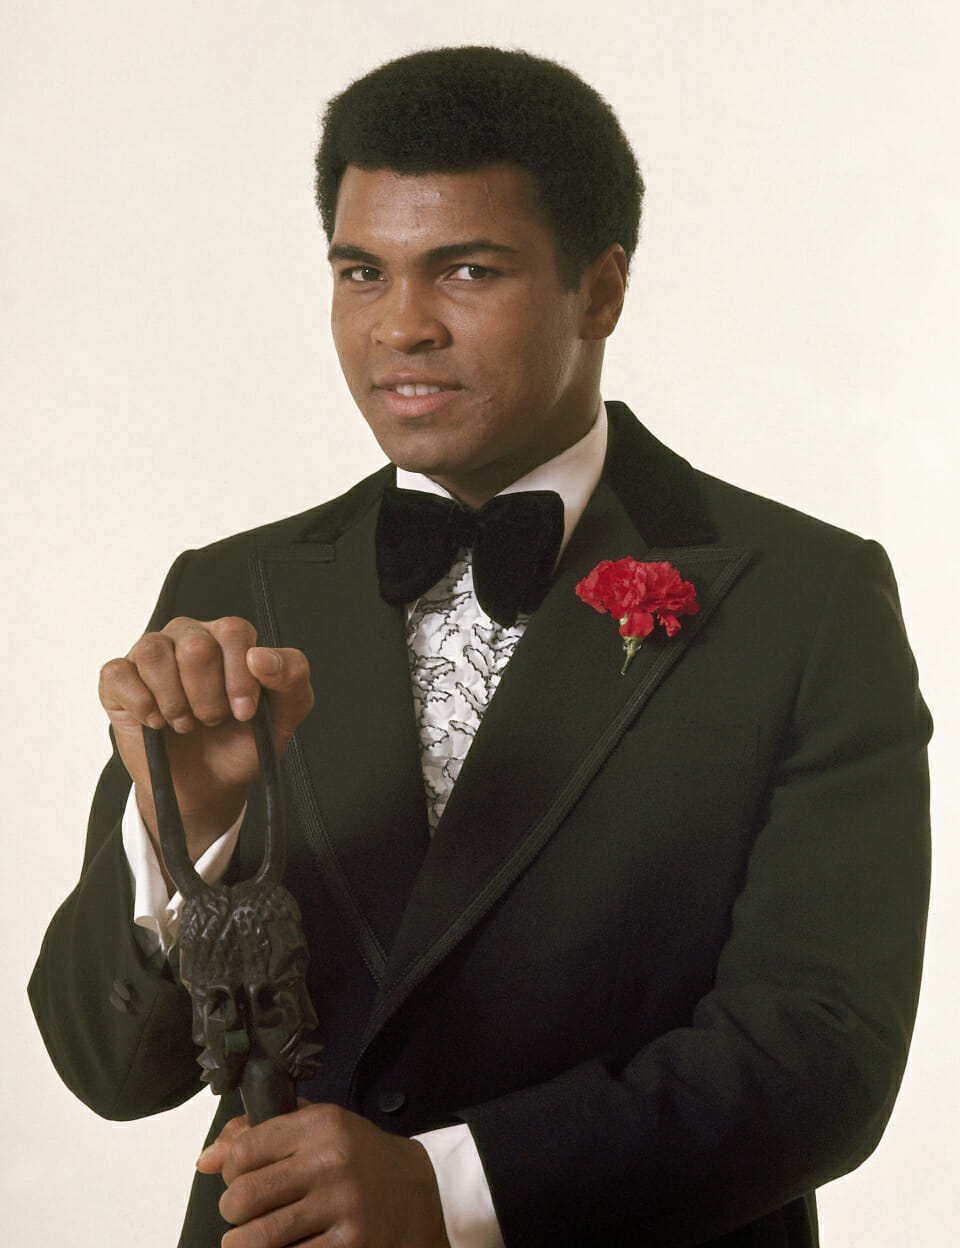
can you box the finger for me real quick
[217,1110,342,1230]
[124,630,195,733]
[207,616,261,720]
[98,657,167,731]
[221,1193,326,1246]
[161,618,234,728]
[217,1104,338,1189]
[246,648,314,746]
[196,1114,250,1174]
[219,1154,316,1230]
[218,1107,312,1182]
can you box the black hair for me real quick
[315,47,643,287]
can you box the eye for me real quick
[249,984,283,1026]
[343,265,383,283]
[206,989,232,1018]
[449,264,491,281]
[254,986,276,1012]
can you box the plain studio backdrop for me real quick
[2,3,957,1244]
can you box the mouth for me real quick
[374,377,462,417]
[374,373,460,392]
[391,383,446,398]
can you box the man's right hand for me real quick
[99,617,313,869]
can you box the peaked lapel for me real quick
[360,404,753,1046]
[249,478,429,984]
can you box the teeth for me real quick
[394,383,442,396]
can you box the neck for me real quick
[428,388,604,509]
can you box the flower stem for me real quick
[620,637,641,676]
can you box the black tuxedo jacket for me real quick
[30,403,931,1247]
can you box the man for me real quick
[30,47,931,1248]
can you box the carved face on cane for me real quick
[179,882,319,1095]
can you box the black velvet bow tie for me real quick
[376,485,565,627]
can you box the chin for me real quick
[378,438,469,479]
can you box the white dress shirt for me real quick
[121,401,608,1248]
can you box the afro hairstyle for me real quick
[315,47,643,288]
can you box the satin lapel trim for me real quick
[250,503,429,985]
[362,482,752,1043]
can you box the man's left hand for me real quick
[197,1102,452,1248]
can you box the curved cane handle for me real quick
[141,695,287,898]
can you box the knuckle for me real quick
[233,1172,264,1215]
[250,1222,275,1248]
[329,1219,364,1248]
[97,657,129,689]
[262,1208,301,1248]
[215,616,256,643]
[307,1101,343,1133]
[222,1201,296,1248]
[229,1133,258,1174]
[133,633,171,666]
[129,690,158,719]
[176,631,219,665]
[98,658,157,721]
[314,1145,349,1176]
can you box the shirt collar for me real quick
[394,398,607,558]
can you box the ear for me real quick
[579,244,628,341]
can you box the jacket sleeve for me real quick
[28,552,205,1121]
[463,538,932,1247]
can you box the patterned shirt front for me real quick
[406,550,527,832]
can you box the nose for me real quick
[373,279,450,352]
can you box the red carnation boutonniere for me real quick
[575,558,698,675]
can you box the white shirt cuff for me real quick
[120,785,244,957]
[414,1123,505,1248]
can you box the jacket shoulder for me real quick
[194,464,392,557]
[144,466,392,627]
[695,468,867,561]
[604,401,870,565]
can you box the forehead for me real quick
[330,163,553,255]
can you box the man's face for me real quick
[329,164,605,506]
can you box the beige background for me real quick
[3,2,957,1243]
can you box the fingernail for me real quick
[172,716,193,734]
[232,695,256,720]
[261,649,281,675]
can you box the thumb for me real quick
[245,647,314,745]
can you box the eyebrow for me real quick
[327,239,521,267]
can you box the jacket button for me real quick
[109,979,134,1012]
[376,1091,406,1115]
